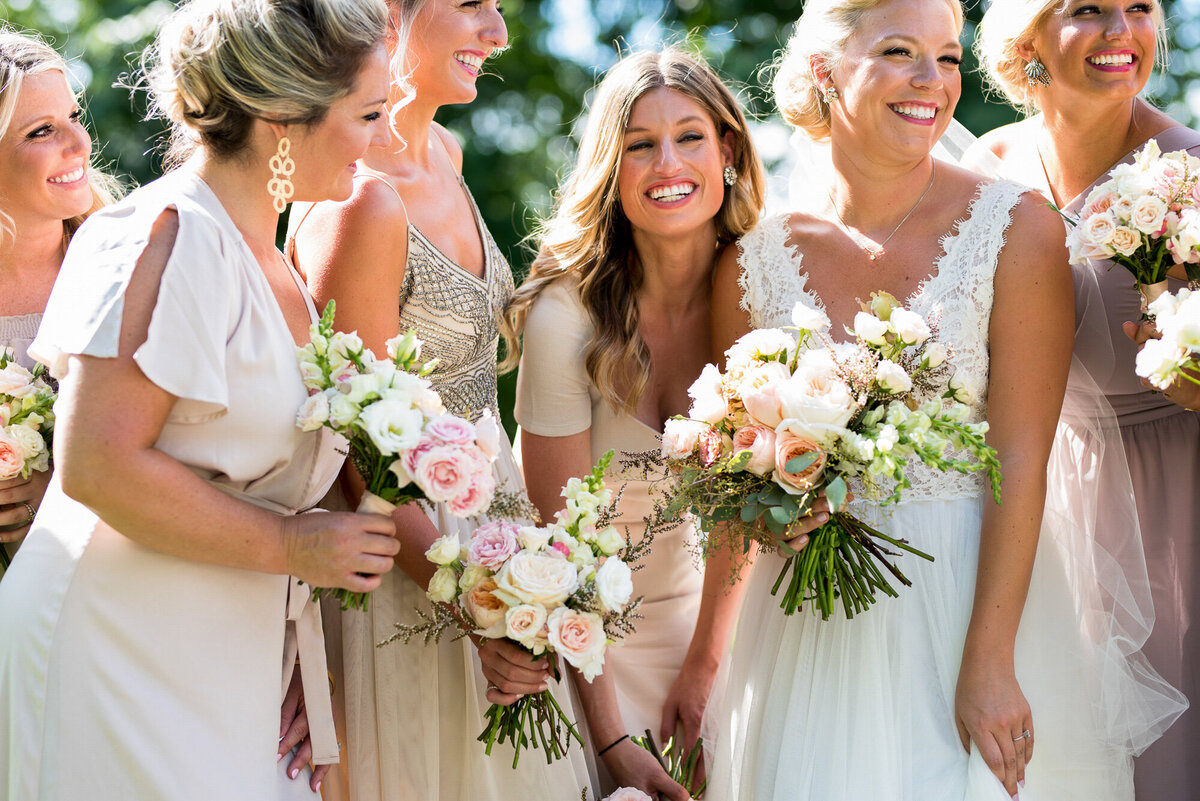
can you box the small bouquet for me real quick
[652,294,1001,620]
[1064,139,1200,306]
[385,452,644,767]
[1135,286,1200,391]
[295,301,499,610]
[630,730,706,798]
[0,348,55,568]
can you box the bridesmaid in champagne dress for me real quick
[289,2,591,798]
[503,47,765,799]
[0,29,117,574]
[977,2,1198,795]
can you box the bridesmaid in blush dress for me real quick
[0,29,118,574]
[977,2,1198,795]
[501,47,767,799]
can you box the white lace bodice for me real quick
[736,179,1027,503]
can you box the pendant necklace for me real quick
[827,162,937,261]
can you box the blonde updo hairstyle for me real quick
[977,0,1167,115]
[500,46,766,413]
[144,0,388,167]
[383,0,431,114]
[774,0,964,142]
[0,28,119,252]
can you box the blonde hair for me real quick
[774,0,964,142]
[0,27,119,253]
[143,0,388,167]
[977,0,1168,115]
[500,46,766,413]
[384,0,431,117]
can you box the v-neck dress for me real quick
[995,125,1200,800]
[0,168,346,800]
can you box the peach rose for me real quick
[547,607,606,681]
[0,429,26,480]
[773,431,827,495]
[504,603,548,649]
[732,424,776,475]
[463,578,508,638]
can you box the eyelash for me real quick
[365,111,382,122]
[27,109,83,140]
[882,47,962,65]
[625,132,705,152]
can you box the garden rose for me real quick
[791,301,830,332]
[425,413,476,446]
[467,520,522,570]
[594,557,633,612]
[686,364,728,424]
[6,424,43,460]
[875,360,913,394]
[697,425,724,467]
[1109,225,1141,257]
[447,462,495,517]
[426,565,459,603]
[504,603,549,649]
[295,393,330,432]
[737,361,790,427]
[661,418,708,459]
[1130,194,1169,235]
[604,789,654,801]
[494,550,579,607]
[852,311,889,345]
[773,430,828,494]
[547,607,607,681]
[463,578,508,638]
[425,534,461,566]
[732,424,776,475]
[724,328,795,371]
[888,308,930,346]
[0,429,25,480]
[0,363,35,398]
[413,445,477,502]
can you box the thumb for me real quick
[955,717,971,753]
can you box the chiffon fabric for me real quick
[993,124,1200,800]
[311,174,593,801]
[703,178,1185,801]
[0,168,344,800]
[0,312,41,574]
[514,279,704,790]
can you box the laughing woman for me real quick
[0,29,118,574]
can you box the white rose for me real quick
[661,418,708,459]
[426,565,459,603]
[686,363,728,424]
[1130,194,1169,236]
[326,391,361,429]
[724,328,795,371]
[425,534,461,566]
[1135,338,1187,389]
[790,302,830,332]
[0,363,35,398]
[922,341,949,369]
[1109,226,1142,257]
[547,607,607,682]
[6,423,43,459]
[517,525,552,551]
[946,374,976,405]
[458,563,490,591]
[505,604,549,649]
[1082,211,1117,245]
[357,399,424,455]
[887,308,931,346]
[494,550,579,607]
[296,393,330,432]
[774,350,856,445]
[874,359,913,394]
[594,525,624,556]
[852,311,890,346]
[594,557,634,613]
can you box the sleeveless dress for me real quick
[0,312,41,574]
[319,176,593,801]
[514,279,704,789]
[702,179,1184,801]
[994,126,1200,800]
[0,168,345,800]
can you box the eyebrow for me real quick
[878,33,963,50]
[625,115,706,134]
[16,108,79,133]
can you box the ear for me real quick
[266,120,288,143]
[1013,40,1036,62]
[810,54,834,93]
[720,129,736,169]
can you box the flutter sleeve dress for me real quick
[0,167,345,800]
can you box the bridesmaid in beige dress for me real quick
[0,29,117,574]
[289,2,591,798]
[502,47,765,799]
[976,3,1198,796]
[0,2,399,798]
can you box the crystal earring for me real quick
[723,165,738,186]
[267,135,295,213]
[1024,56,1051,87]
[822,85,839,103]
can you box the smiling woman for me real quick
[0,28,119,574]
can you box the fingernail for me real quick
[290,767,299,780]
[1011,794,1019,801]
[277,752,284,762]
[1018,780,1025,789]
[315,780,322,794]
[817,513,829,523]
[539,683,548,692]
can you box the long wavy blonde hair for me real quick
[500,46,765,413]
[0,28,120,253]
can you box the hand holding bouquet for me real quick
[1134,286,1200,392]
[657,293,1001,620]
[1064,139,1200,304]
[0,349,55,569]
[385,452,643,767]
[295,301,499,610]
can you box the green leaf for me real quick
[768,505,793,526]
[825,475,848,512]
[740,504,759,523]
[784,452,818,473]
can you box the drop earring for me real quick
[267,135,295,213]
[723,165,738,186]
[1024,56,1051,87]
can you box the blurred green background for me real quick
[4,0,1198,432]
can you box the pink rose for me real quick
[661,418,707,459]
[0,429,26,480]
[402,434,438,479]
[551,541,571,558]
[732,424,776,475]
[741,369,787,428]
[462,578,508,638]
[425,413,476,446]
[467,520,521,570]
[697,426,724,467]
[447,463,495,517]
[413,445,477,503]
[547,607,606,681]
[773,432,827,495]
[604,790,654,801]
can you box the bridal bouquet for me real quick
[385,452,644,767]
[1064,139,1200,304]
[1135,286,1200,390]
[0,348,55,569]
[654,294,1001,620]
[295,301,499,610]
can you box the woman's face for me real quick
[406,0,507,106]
[0,70,93,231]
[289,44,391,203]
[828,0,963,163]
[1031,0,1158,104]
[617,87,733,241]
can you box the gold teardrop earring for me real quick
[267,136,295,213]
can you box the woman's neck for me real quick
[826,145,936,234]
[191,152,279,257]
[370,95,442,175]
[632,225,718,316]
[0,219,64,277]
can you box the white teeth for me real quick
[454,53,484,72]
[1088,53,1134,65]
[48,167,85,184]
[889,104,936,120]
[648,183,696,201]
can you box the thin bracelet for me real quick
[597,734,629,757]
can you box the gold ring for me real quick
[20,502,35,524]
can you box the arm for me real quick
[954,195,1073,796]
[57,210,399,589]
[1122,320,1200,411]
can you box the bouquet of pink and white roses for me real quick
[1135,286,1200,391]
[386,452,643,767]
[1065,139,1200,304]
[0,348,55,569]
[295,301,499,610]
[655,293,1001,620]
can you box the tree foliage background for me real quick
[3,0,1197,426]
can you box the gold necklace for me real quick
[827,162,937,261]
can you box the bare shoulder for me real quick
[432,122,464,173]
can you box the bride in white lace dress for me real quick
[701,0,1181,799]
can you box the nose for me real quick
[483,6,508,49]
[1105,9,1133,40]
[654,139,683,176]
[369,112,391,149]
[911,55,943,90]
[65,117,92,159]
